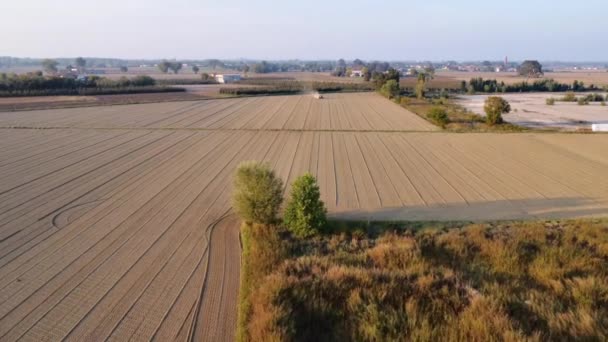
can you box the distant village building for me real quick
[351,69,364,77]
[215,74,242,84]
[406,68,418,76]
[56,71,78,79]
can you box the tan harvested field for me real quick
[1,93,608,341]
[0,93,437,132]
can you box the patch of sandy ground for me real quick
[456,92,608,130]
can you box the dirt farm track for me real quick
[1,93,608,341]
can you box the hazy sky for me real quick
[2,0,607,61]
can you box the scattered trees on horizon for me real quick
[206,59,225,69]
[252,61,289,73]
[157,60,183,74]
[41,59,58,74]
[169,62,182,74]
[119,66,128,73]
[158,61,171,73]
[75,57,86,72]
[518,60,543,78]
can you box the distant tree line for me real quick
[251,61,284,73]
[0,72,183,97]
[157,61,183,74]
[467,78,597,94]
[218,80,375,96]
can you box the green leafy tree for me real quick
[380,79,400,99]
[233,161,284,225]
[192,65,200,74]
[119,66,128,73]
[41,59,58,74]
[243,65,250,77]
[283,173,327,238]
[372,68,400,89]
[484,96,511,125]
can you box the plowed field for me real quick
[1,93,607,341]
[0,93,436,132]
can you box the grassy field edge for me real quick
[238,217,608,340]
[236,222,252,342]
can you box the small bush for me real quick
[578,97,589,106]
[561,92,577,102]
[284,173,327,238]
[379,79,400,99]
[232,161,283,225]
[427,107,450,128]
[484,96,511,126]
[602,101,606,106]
[546,97,556,105]
[586,93,606,102]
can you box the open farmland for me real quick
[1,93,608,341]
[0,93,437,132]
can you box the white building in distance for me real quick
[215,74,242,84]
[351,69,364,77]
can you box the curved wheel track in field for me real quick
[188,214,240,342]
